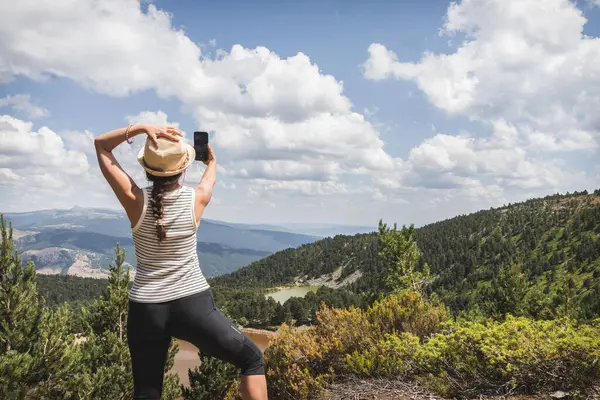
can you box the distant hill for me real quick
[4,207,320,252]
[203,219,376,240]
[203,219,291,232]
[14,229,270,279]
[277,223,376,237]
[3,206,320,278]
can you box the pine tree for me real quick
[182,353,240,400]
[183,309,241,400]
[0,214,81,399]
[76,244,181,399]
[491,262,529,317]
[377,220,430,295]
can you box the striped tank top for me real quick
[130,185,210,303]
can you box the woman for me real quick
[95,124,268,400]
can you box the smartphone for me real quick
[194,131,209,162]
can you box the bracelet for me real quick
[125,124,134,144]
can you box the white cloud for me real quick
[0,94,49,118]
[363,0,593,120]
[0,115,89,175]
[400,127,578,191]
[60,130,95,153]
[219,181,236,190]
[126,110,179,129]
[362,43,407,82]
[0,1,201,95]
[373,119,592,202]
[526,128,597,153]
[0,115,97,210]
[224,159,343,182]
[362,0,599,199]
[0,168,20,181]
[2,0,597,223]
[362,0,600,146]
[250,179,349,196]
[0,0,395,195]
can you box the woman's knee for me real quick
[239,337,265,376]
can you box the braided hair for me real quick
[146,172,182,243]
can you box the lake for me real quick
[172,328,274,387]
[265,285,320,304]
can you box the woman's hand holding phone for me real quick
[203,144,215,166]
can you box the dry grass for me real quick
[321,378,600,400]
[321,378,443,400]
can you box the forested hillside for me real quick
[415,191,600,319]
[211,233,378,289]
[37,274,108,306]
[212,189,600,320]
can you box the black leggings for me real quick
[127,289,265,399]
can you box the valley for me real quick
[34,189,600,331]
[35,190,600,326]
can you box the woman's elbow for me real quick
[196,186,213,206]
[94,137,105,153]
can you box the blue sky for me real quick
[0,0,599,226]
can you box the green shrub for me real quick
[344,332,420,378]
[265,292,600,399]
[182,352,240,400]
[265,324,332,400]
[265,291,443,399]
[417,316,600,396]
[314,304,377,369]
[367,291,447,339]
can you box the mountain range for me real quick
[4,206,374,278]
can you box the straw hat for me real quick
[137,136,195,177]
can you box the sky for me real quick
[0,0,599,227]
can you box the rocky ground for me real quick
[322,378,599,400]
[322,378,439,400]
[293,264,363,289]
